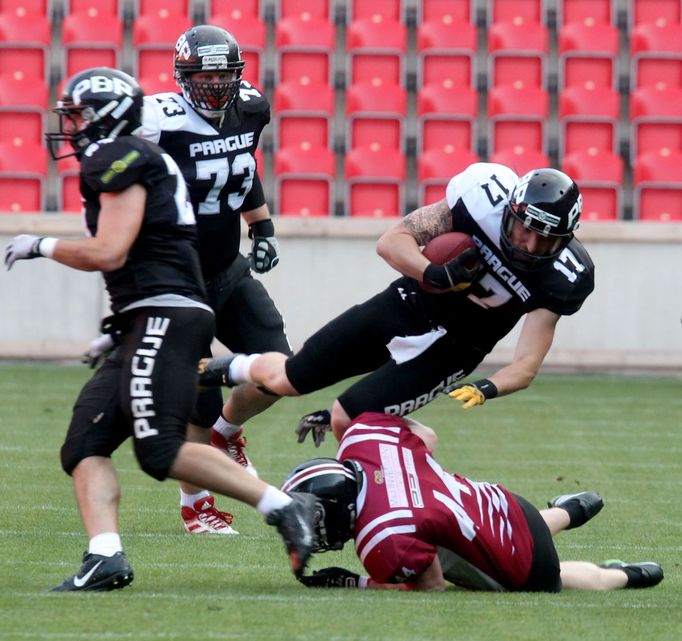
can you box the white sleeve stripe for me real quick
[355,509,414,548]
[358,524,417,563]
[336,433,400,461]
[344,425,402,437]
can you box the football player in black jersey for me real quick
[138,25,292,534]
[5,67,315,591]
[199,164,595,446]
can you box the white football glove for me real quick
[5,234,42,271]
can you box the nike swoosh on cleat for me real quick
[73,560,103,588]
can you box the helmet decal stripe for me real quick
[281,463,355,493]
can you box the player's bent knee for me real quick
[133,435,184,481]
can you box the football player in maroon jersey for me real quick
[284,412,663,592]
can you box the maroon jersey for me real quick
[336,412,535,589]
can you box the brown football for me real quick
[420,232,477,294]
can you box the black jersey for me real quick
[79,136,206,313]
[141,82,270,279]
[400,163,595,354]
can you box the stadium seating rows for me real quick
[0,0,680,221]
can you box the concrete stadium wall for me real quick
[1,215,681,373]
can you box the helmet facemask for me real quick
[173,26,246,118]
[176,70,242,116]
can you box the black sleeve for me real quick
[242,171,266,212]
[80,138,150,194]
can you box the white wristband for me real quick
[38,237,58,258]
[358,576,369,589]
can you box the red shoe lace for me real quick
[201,504,235,526]
[226,434,249,468]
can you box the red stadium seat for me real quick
[278,0,331,20]
[630,84,682,162]
[274,144,336,217]
[345,145,406,217]
[345,81,407,151]
[206,0,262,19]
[347,0,402,22]
[558,20,620,90]
[487,0,544,24]
[487,18,548,89]
[0,141,47,212]
[273,79,335,150]
[61,12,123,78]
[630,0,681,27]
[0,0,49,14]
[138,73,178,95]
[135,0,190,17]
[416,18,477,89]
[418,0,474,24]
[489,147,551,176]
[0,11,50,82]
[208,12,266,87]
[556,0,614,27]
[630,22,682,90]
[0,73,48,147]
[487,82,549,155]
[633,149,682,221]
[561,149,624,221]
[275,15,335,85]
[416,83,477,153]
[558,84,620,157]
[417,147,479,206]
[132,12,192,80]
[66,1,121,16]
[346,16,407,86]
[56,151,82,213]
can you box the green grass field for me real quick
[1,364,681,641]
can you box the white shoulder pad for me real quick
[445,163,518,216]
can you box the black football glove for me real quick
[295,409,332,447]
[299,567,362,589]
[248,219,280,273]
[423,247,483,292]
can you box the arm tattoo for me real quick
[402,199,454,246]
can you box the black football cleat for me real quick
[198,354,239,388]
[50,551,134,592]
[266,492,317,579]
[547,491,604,529]
[599,560,664,589]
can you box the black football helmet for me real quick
[174,25,244,115]
[500,168,582,270]
[282,458,361,552]
[46,67,143,161]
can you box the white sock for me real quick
[212,415,242,439]
[180,489,210,508]
[256,485,292,516]
[88,532,122,557]
[230,353,261,384]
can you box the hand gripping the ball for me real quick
[423,247,483,293]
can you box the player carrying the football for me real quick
[200,164,595,444]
